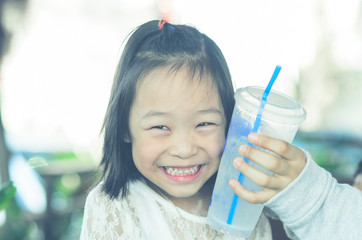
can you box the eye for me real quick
[197,122,215,127]
[151,125,169,130]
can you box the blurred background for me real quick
[0,0,361,239]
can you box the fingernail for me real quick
[239,145,247,154]
[229,180,236,188]
[248,133,258,142]
[234,158,242,168]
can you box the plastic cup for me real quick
[207,86,306,237]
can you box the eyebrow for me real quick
[197,108,223,115]
[141,108,222,120]
[142,111,167,119]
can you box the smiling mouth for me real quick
[162,165,202,176]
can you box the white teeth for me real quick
[165,166,200,176]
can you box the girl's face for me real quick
[129,66,226,199]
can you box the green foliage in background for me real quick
[0,181,16,211]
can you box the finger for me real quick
[233,157,283,189]
[239,144,289,175]
[248,133,305,162]
[229,179,276,204]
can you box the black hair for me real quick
[100,20,235,199]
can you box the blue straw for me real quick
[227,65,282,225]
[252,65,282,133]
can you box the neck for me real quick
[146,175,216,217]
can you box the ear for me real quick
[123,134,131,143]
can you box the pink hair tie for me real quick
[158,19,167,30]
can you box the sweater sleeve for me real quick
[264,151,362,240]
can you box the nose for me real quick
[169,132,198,159]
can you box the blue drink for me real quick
[207,87,306,237]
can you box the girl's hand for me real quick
[229,133,306,204]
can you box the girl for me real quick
[80,20,362,240]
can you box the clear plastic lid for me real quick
[235,86,307,125]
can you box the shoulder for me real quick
[81,182,142,239]
[82,182,118,222]
[87,182,110,199]
[84,181,146,210]
[84,182,113,207]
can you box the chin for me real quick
[168,188,200,198]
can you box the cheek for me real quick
[206,132,226,160]
[216,137,226,159]
[132,137,166,167]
